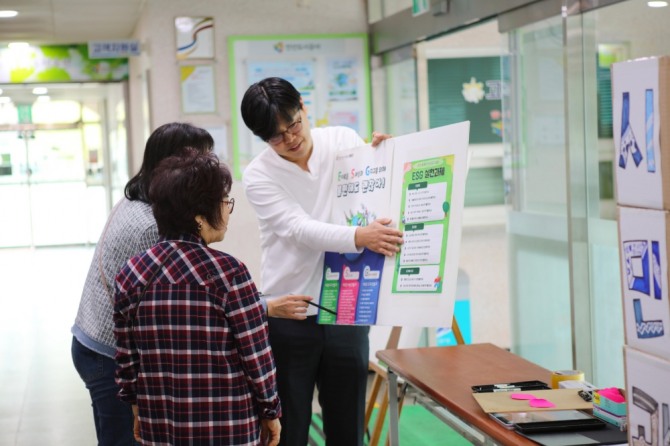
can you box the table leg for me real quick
[387,370,399,446]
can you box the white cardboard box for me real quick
[612,56,670,209]
[618,206,670,361]
[624,346,670,445]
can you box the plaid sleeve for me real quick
[112,262,140,405]
[223,263,281,419]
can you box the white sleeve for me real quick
[244,175,358,253]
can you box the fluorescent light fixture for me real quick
[36,95,51,103]
[32,87,48,95]
[8,42,30,49]
[0,10,18,18]
[648,1,668,6]
[0,97,11,104]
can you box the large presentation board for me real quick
[319,122,470,327]
[229,34,371,179]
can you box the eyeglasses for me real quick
[222,197,235,214]
[266,116,302,145]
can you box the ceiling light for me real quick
[36,95,51,103]
[32,87,48,95]
[0,10,18,18]
[0,97,11,104]
[0,88,3,95]
[648,1,668,7]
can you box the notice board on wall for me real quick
[228,34,372,179]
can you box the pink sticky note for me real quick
[510,393,536,400]
[598,388,625,403]
[529,398,556,408]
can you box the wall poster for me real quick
[175,17,214,60]
[318,121,470,327]
[180,65,216,114]
[229,34,371,179]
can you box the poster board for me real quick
[318,122,470,327]
[229,33,371,179]
[180,65,216,114]
[320,142,393,325]
[612,56,670,210]
[617,206,670,360]
[624,346,670,446]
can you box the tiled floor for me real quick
[0,246,97,445]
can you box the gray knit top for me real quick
[71,198,159,358]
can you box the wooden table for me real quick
[377,343,554,446]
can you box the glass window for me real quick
[503,16,574,371]
[579,0,670,388]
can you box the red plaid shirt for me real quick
[113,235,280,445]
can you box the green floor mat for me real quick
[308,404,473,445]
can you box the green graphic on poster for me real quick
[392,155,454,293]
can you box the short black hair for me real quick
[240,77,301,142]
[149,151,232,238]
[125,122,214,203]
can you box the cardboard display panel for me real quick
[612,56,670,210]
[624,347,670,446]
[618,206,670,361]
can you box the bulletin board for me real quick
[427,56,502,144]
[228,33,372,179]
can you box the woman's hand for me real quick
[132,404,141,442]
[354,218,403,257]
[261,418,281,446]
[267,295,311,319]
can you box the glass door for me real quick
[0,129,32,246]
[502,15,574,371]
[0,83,125,247]
[573,0,670,387]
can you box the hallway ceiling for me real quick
[0,0,146,45]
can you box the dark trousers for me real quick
[71,337,138,446]
[268,316,369,446]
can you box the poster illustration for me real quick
[318,144,393,325]
[617,206,670,360]
[612,57,665,209]
[318,121,470,327]
[625,347,670,446]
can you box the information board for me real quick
[319,121,470,327]
[229,34,371,179]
